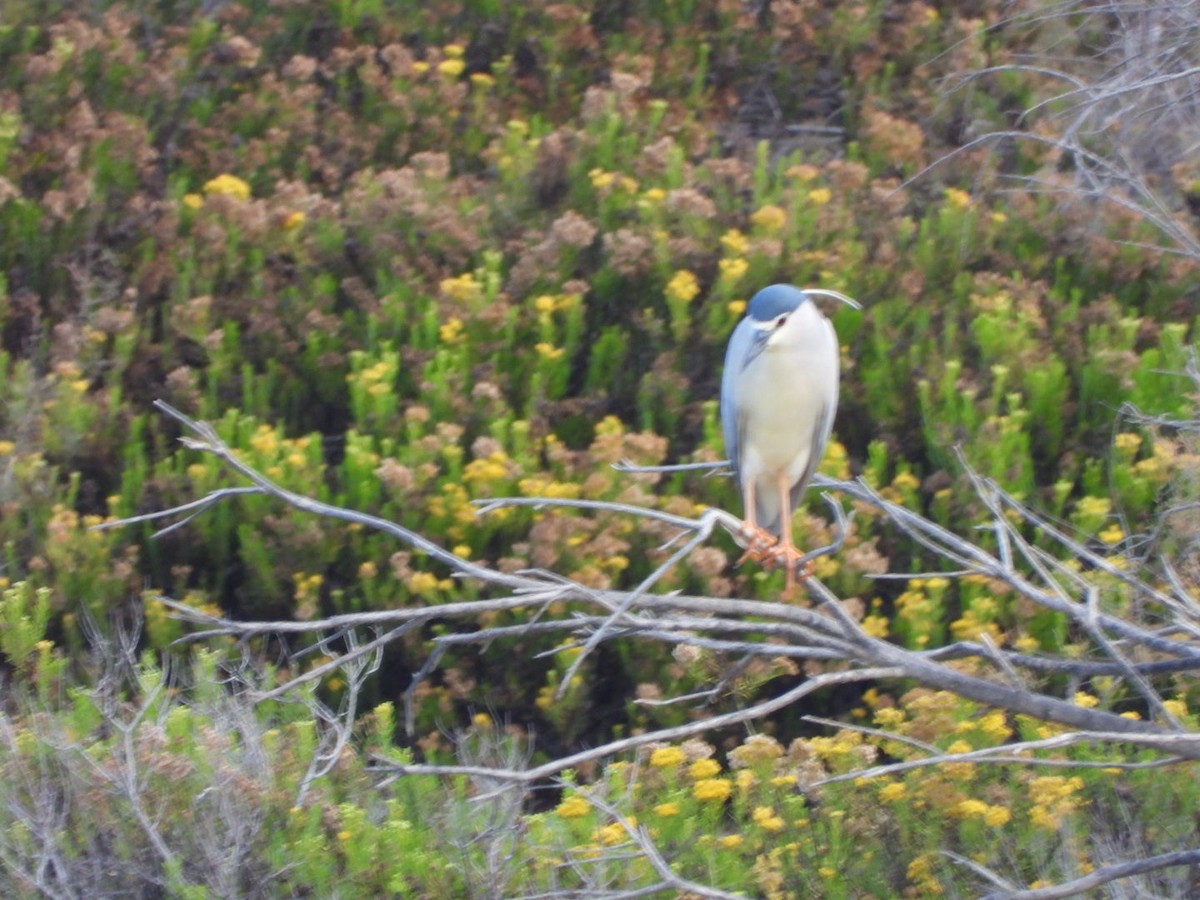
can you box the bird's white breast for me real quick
[734,307,838,486]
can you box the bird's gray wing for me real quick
[719,317,758,481]
[789,399,835,514]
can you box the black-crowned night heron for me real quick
[720,284,860,588]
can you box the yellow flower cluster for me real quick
[751,805,786,832]
[518,477,581,499]
[943,187,972,210]
[689,758,721,779]
[593,819,633,845]
[1027,775,1086,830]
[588,167,638,193]
[203,173,251,200]
[440,272,482,302]
[1113,431,1142,457]
[718,256,748,284]
[807,186,832,206]
[664,269,700,304]
[463,451,511,485]
[720,228,749,255]
[750,204,786,231]
[555,795,591,819]
[649,746,686,768]
[692,778,732,802]
[953,798,1011,827]
[439,316,465,345]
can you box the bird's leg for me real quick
[770,474,811,590]
[736,480,777,564]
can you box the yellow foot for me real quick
[764,544,814,589]
[735,523,778,567]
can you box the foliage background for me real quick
[1,0,1198,896]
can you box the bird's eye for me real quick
[775,315,788,329]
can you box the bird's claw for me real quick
[765,544,814,583]
[735,523,778,566]
[735,522,812,588]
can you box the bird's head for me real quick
[744,284,860,351]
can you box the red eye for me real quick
[775,315,788,329]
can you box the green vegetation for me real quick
[1,0,1198,896]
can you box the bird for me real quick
[720,284,860,588]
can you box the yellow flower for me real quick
[665,269,700,303]
[408,571,439,597]
[692,778,732,802]
[984,805,1011,827]
[202,173,251,201]
[726,299,746,315]
[720,228,749,255]
[535,342,564,360]
[1113,432,1142,456]
[440,272,482,302]
[689,758,721,779]
[182,193,203,209]
[439,317,465,345]
[752,806,786,832]
[978,711,1012,741]
[594,822,628,845]
[1073,691,1099,708]
[411,61,430,75]
[953,798,988,820]
[437,58,465,77]
[282,210,306,230]
[472,712,492,728]
[1163,698,1188,718]
[750,204,787,231]
[589,168,614,189]
[944,187,972,210]
[641,187,666,205]
[862,614,889,638]
[717,834,743,849]
[807,187,832,206]
[469,71,494,88]
[718,257,748,284]
[555,795,591,819]
[1098,524,1124,545]
[649,746,687,768]
[879,781,907,803]
[442,43,464,58]
[654,803,680,817]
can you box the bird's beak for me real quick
[803,288,862,310]
[742,323,773,369]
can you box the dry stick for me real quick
[374,668,903,788]
[963,463,1183,726]
[107,405,1200,767]
[813,730,1197,788]
[979,848,1200,900]
[564,788,743,900]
